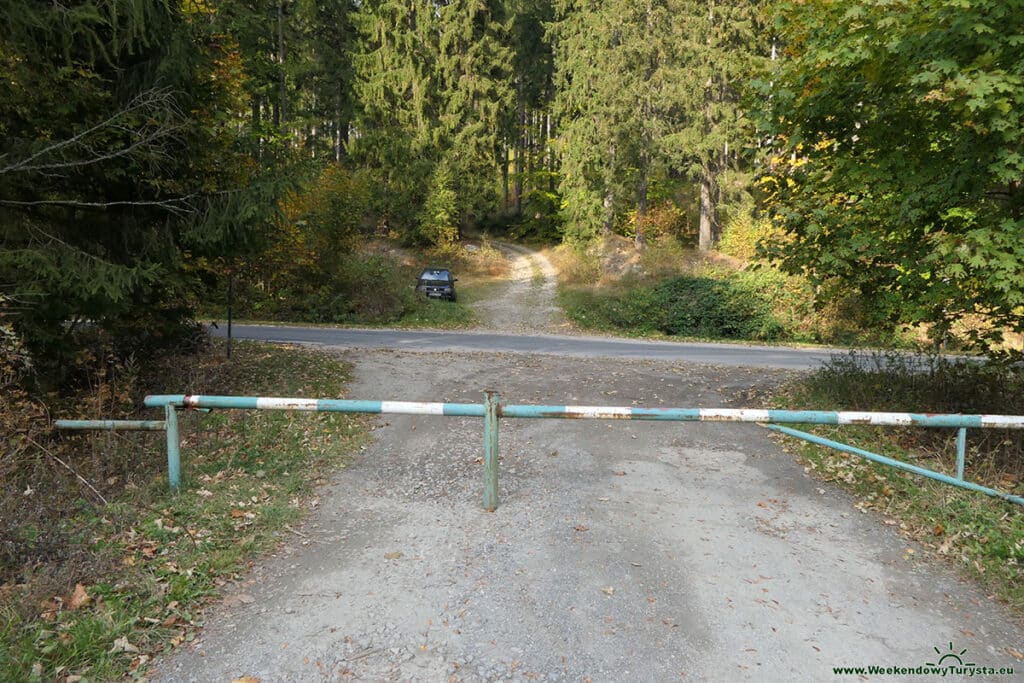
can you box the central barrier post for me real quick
[165,404,181,493]
[483,390,500,511]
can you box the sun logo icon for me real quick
[926,642,976,667]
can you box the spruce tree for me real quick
[0,0,279,374]
[670,0,766,251]
[552,0,689,246]
[351,0,514,242]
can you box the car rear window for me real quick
[420,269,450,280]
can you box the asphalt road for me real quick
[212,324,837,370]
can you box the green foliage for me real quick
[630,202,690,244]
[0,0,282,382]
[515,186,564,241]
[288,164,374,260]
[552,0,766,246]
[312,254,417,322]
[231,164,408,323]
[555,238,901,345]
[762,0,1024,353]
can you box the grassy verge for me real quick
[0,341,366,681]
[776,352,1024,612]
[395,298,476,328]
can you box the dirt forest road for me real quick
[470,241,567,334]
[155,247,1024,682]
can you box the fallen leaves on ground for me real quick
[110,636,139,654]
[68,584,91,610]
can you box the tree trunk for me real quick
[602,191,614,236]
[251,95,262,160]
[526,110,534,181]
[636,150,648,250]
[335,83,346,161]
[545,112,553,191]
[501,146,509,210]
[698,171,716,251]
[514,105,524,213]
[277,0,287,134]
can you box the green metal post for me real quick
[165,404,181,493]
[483,390,500,511]
[956,427,967,481]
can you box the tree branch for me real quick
[0,88,185,176]
[0,195,200,217]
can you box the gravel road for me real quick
[155,246,1024,682]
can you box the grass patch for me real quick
[395,298,476,328]
[777,351,1024,611]
[0,341,366,681]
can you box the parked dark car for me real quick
[415,268,458,302]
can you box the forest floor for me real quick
[150,246,1024,682]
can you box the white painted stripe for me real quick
[980,415,1024,428]
[837,411,913,425]
[564,406,632,419]
[380,401,445,415]
[256,397,319,411]
[699,408,771,422]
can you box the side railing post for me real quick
[956,427,967,481]
[483,390,500,511]
[165,404,181,493]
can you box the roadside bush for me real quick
[799,351,1024,474]
[550,243,602,287]
[718,208,786,262]
[638,235,691,279]
[628,202,692,245]
[309,254,416,322]
[652,274,784,339]
[563,267,822,342]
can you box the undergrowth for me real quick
[780,351,1024,611]
[559,266,887,345]
[224,238,506,329]
[0,341,365,680]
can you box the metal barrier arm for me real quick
[767,425,1024,507]
[499,405,1024,428]
[55,420,166,431]
[45,394,1024,508]
[143,394,485,416]
[143,396,1024,429]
